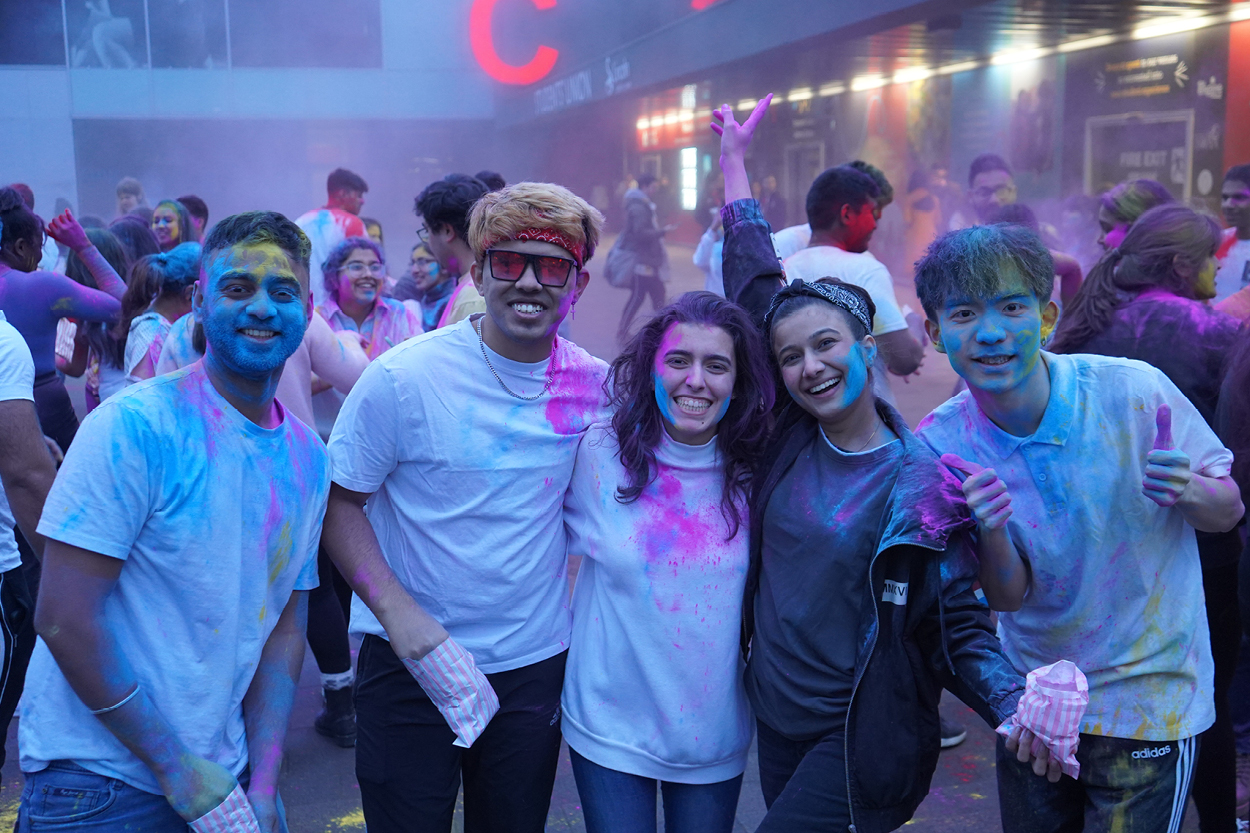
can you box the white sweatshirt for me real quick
[561,422,752,784]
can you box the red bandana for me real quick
[488,227,584,266]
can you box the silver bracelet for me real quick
[89,684,140,715]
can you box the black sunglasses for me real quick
[486,249,577,288]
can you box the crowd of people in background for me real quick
[0,88,1249,833]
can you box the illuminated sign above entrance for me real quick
[470,0,560,85]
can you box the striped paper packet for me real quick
[189,783,261,833]
[402,637,500,748]
[996,659,1089,779]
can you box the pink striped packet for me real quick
[996,659,1089,779]
[189,783,261,833]
[402,637,500,748]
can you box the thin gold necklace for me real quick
[827,416,883,453]
[850,417,883,452]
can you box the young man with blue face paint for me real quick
[19,211,330,833]
[322,182,609,833]
[914,223,1245,833]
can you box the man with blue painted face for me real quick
[18,211,329,833]
[322,182,609,833]
[913,224,1245,833]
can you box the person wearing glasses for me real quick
[949,153,1018,231]
[322,182,608,833]
[414,173,491,329]
[316,236,421,361]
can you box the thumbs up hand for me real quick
[942,453,1013,530]
[1142,404,1192,507]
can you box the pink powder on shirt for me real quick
[545,339,606,436]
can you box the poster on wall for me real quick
[1063,25,1227,211]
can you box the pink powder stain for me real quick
[545,339,607,435]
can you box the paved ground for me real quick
[8,240,1200,831]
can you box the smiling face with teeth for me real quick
[472,237,589,363]
[771,302,877,431]
[652,322,737,446]
[196,241,310,380]
[333,246,383,309]
[925,266,1058,399]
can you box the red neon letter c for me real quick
[470,0,559,85]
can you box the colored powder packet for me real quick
[401,637,500,748]
[189,782,261,833]
[996,659,1089,779]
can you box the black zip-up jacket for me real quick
[722,198,1024,833]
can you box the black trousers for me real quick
[354,634,566,833]
[1192,558,1240,833]
[618,271,666,338]
[33,373,77,454]
[0,562,35,769]
[306,547,353,677]
[754,719,851,832]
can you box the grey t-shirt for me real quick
[746,431,903,740]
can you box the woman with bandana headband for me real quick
[560,291,774,833]
[712,97,1058,833]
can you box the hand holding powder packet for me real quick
[189,783,262,833]
[996,659,1089,779]
[401,637,500,748]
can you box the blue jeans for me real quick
[569,747,743,833]
[997,734,1198,833]
[17,761,287,832]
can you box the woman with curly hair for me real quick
[0,189,127,450]
[561,291,775,833]
[316,235,421,361]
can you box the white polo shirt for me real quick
[917,352,1229,741]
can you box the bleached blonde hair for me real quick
[467,181,604,265]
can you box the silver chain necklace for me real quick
[476,318,554,401]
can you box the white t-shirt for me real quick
[562,425,752,783]
[0,312,35,573]
[296,207,367,296]
[693,229,725,296]
[772,223,811,261]
[782,246,907,336]
[23,363,329,792]
[123,311,171,384]
[1215,238,1250,302]
[328,317,609,673]
[916,352,1229,741]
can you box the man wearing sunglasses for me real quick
[323,182,608,833]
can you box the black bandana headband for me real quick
[763,279,874,338]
